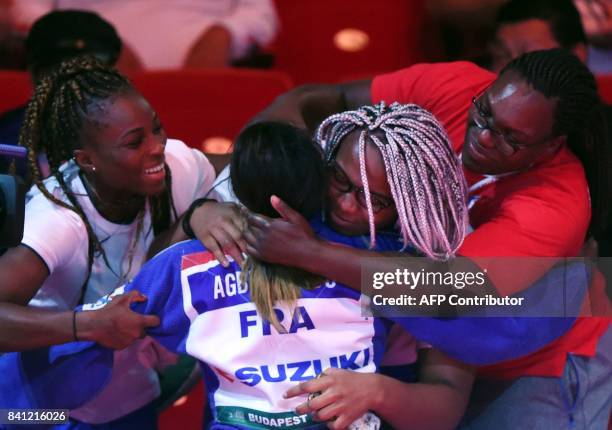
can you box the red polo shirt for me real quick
[372,61,611,378]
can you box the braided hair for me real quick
[19,55,176,302]
[316,102,468,260]
[502,48,612,237]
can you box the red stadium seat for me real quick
[0,71,32,114]
[271,0,428,84]
[596,74,612,104]
[131,69,293,152]
[159,381,204,430]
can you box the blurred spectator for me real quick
[424,0,506,62]
[574,0,612,73]
[488,0,612,74]
[0,10,121,175]
[10,0,279,71]
[0,0,26,69]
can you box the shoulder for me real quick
[164,139,216,212]
[164,138,215,181]
[373,61,493,92]
[24,180,87,236]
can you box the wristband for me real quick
[182,198,217,238]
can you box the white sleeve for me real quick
[218,0,279,59]
[165,139,217,215]
[206,164,240,203]
[21,193,88,274]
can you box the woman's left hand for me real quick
[244,195,318,267]
[284,368,380,430]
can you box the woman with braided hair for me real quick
[313,102,468,260]
[193,49,611,429]
[1,119,474,430]
[0,55,216,427]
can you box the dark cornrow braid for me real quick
[151,165,178,236]
[502,49,612,237]
[19,55,175,302]
[317,102,468,260]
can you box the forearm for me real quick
[185,24,232,68]
[252,84,351,133]
[298,239,383,289]
[299,239,498,301]
[0,303,97,352]
[370,374,469,430]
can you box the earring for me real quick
[92,166,96,172]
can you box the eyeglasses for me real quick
[471,91,543,156]
[327,160,395,213]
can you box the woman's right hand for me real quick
[244,196,319,268]
[78,291,160,350]
[189,201,248,267]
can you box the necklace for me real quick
[80,172,144,207]
[119,208,146,283]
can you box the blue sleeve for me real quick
[120,241,195,354]
[0,241,201,411]
[310,217,589,365]
[387,261,588,365]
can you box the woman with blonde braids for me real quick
[0,55,216,427]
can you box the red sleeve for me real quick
[458,150,591,295]
[371,61,495,151]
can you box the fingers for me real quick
[221,220,248,252]
[200,233,229,267]
[124,290,147,303]
[312,401,343,422]
[284,375,331,399]
[218,224,247,266]
[327,415,352,430]
[271,195,305,225]
[295,391,336,416]
[244,218,267,259]
[248,213,271,229]
[141,314,160,328]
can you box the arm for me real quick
[169,82,371,261]
[210,0,279,61]
[184,24,232,68]
[0,245,71,351]
[285,349,474,430]
[245,197,489,297]
[0,246,158,352]
[251,80,372,132]
[574,0,612,48]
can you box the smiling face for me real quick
[326,130,397,236]
[462,71,566,175]
[75,89,168,198]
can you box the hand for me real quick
[78,290,160,350]
[284,368,380,430]
[185,24,232,68]
[574,0,612,47]
[244,196,317,267]
[190,201,248,267]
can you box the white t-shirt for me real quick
[11,0,279,69]
[21,139,216,423]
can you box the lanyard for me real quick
[467,175,499,210]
